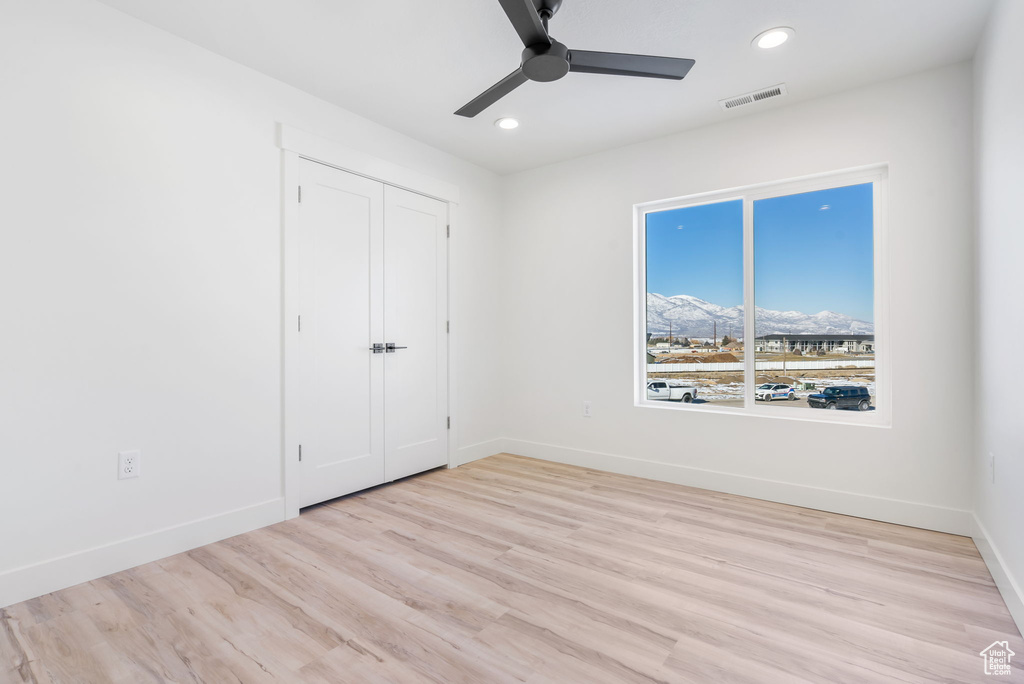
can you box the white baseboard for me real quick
[450,438,508,468]
[502,439,974,536]
[972,514,1024,635]
[0,498,284,610]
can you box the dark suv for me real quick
[807,386,871,411]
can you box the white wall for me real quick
[0,0,503,607]
[500,63,976,534]
[973,0,1024,629]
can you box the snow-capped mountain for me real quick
[647,293,874,338]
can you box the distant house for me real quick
[754,334,874,354]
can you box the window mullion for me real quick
[743,196,755,409]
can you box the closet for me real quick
[294,158,448,508]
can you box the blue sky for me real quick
[646,183,874,322]
[646,199,744,307]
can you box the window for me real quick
[635,166,888,424]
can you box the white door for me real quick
[297,160,385,508]
[295,161,448,508]
[383,186,449,481]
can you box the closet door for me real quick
[383,186,449,481]
[296,159,385,508]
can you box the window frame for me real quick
[633,164,890,427]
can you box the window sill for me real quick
[634,399,891,428]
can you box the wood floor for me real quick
[2,454,1022,683]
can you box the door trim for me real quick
[279,125,460,204]
[279,124,458,519]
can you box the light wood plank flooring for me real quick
[2,454,1022,683]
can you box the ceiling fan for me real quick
[455,0,695,118]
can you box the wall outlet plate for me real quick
[118,450,140,480]
[583,400,592,418]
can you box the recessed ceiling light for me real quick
[753,27,794,49]
[495,117,519,130]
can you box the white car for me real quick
[647,381,698,403]
[755,383,797,401]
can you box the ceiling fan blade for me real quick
[497,0,551,47]
[454,68,529,118]
[569,50,695,80]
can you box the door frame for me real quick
[278,124,460,520]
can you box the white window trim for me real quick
[633,164,890,427]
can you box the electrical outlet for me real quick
[582,400,592,418]
[118,450,140,480]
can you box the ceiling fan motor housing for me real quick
[522,40,570,82]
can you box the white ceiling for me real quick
[94,0,993,174]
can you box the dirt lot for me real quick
[653,352,740,364]
[647,367,876,403]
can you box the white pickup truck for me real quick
[647,380,698,403]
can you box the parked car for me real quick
[647,381,698,403]
[807,386,871,410]
[755,383,797,401]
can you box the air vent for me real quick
[719,84,788,111]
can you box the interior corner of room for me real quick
[1,0,1022,679]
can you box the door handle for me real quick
[385,343,408,353]
[369,343,385,354]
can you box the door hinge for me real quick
[298,444,303,462]
[447,417,451,429]
[298,315,301,332]
[446,225,450,238]
[298,186,302,203]
[446,320,450,333]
